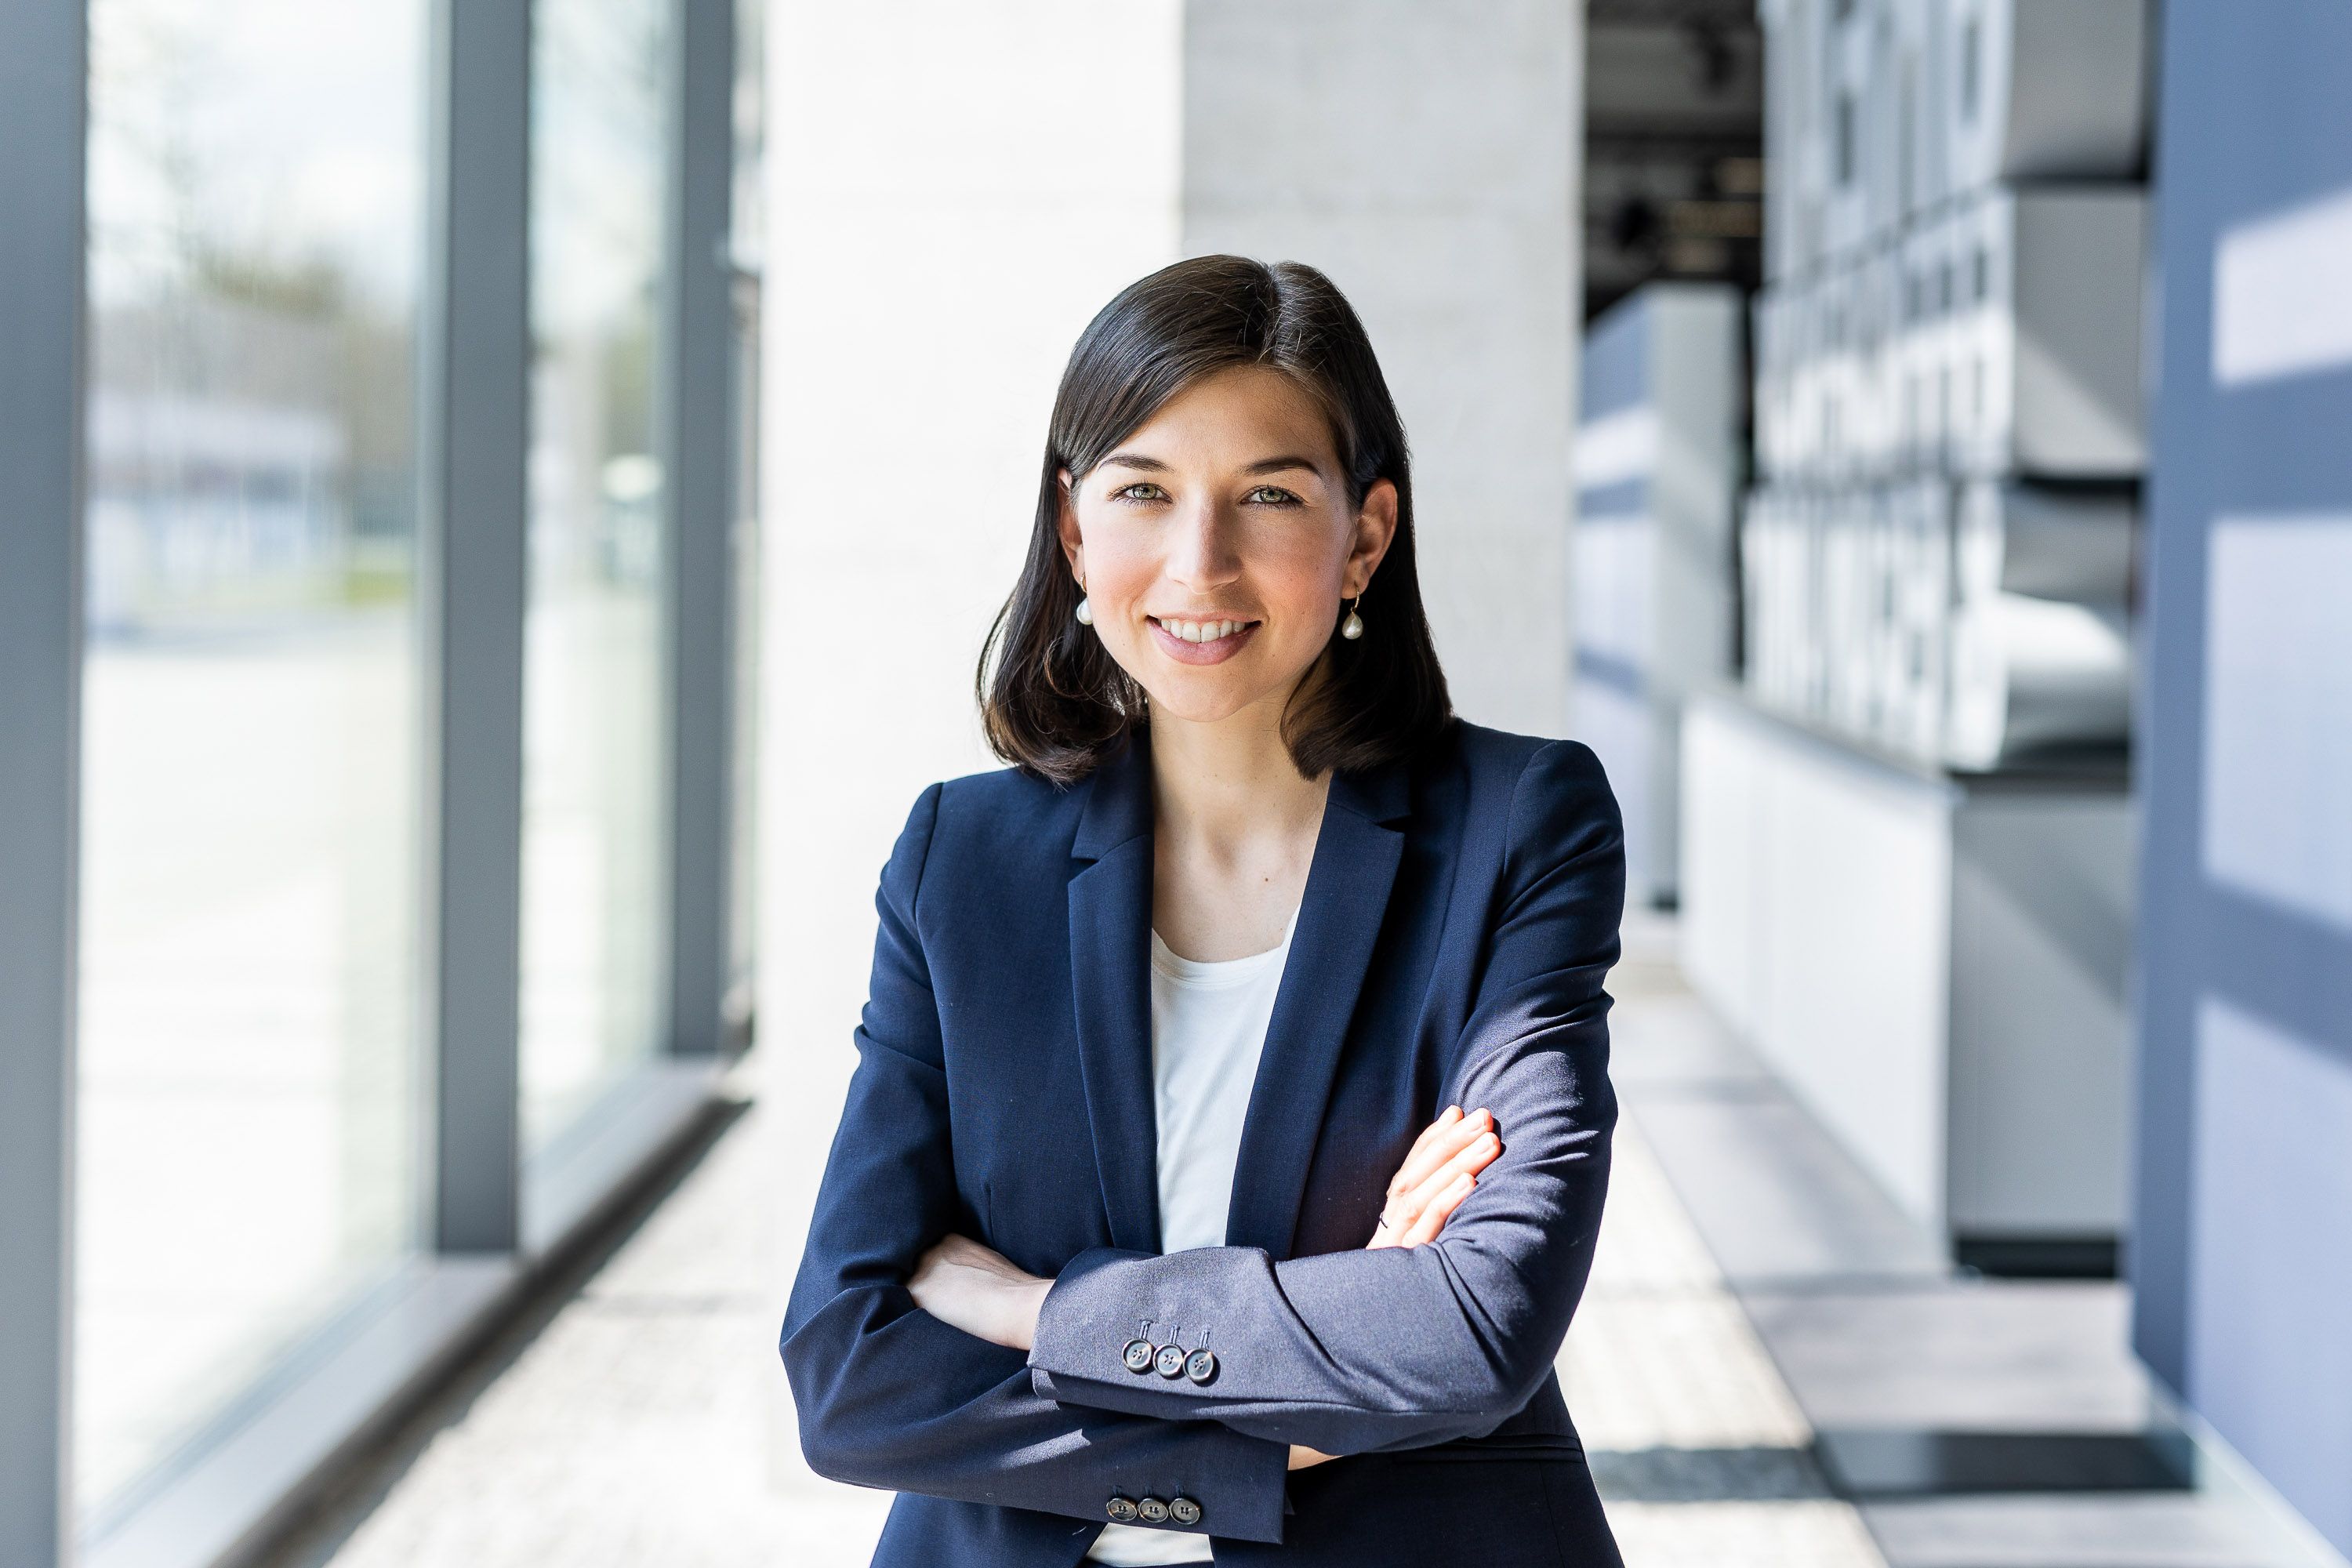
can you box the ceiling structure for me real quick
[1584,0,1766,321]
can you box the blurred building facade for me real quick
[1639,0,2352,1553]
[1687,0,2146,1277]
[0,0,763,1563]
[1583,0,1766,321]
[1572,281,1744,908]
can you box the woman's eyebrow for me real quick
[1242,456,1323,477]
[1096,452,1325,476]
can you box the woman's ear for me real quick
[1055,466,1085,581]
[1345,477,1400,597]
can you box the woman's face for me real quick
[1056,365,1397,731]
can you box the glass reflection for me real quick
[521,0,672,1152]
[77,0,427,1517]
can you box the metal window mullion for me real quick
[0,2,87,1561]
[423,0,532,1254]
[659,0,738,1059]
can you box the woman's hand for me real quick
[914,1235,1343,1474]
[1367,1105,1499,1250]
[1279,1108,1501,1473]
[908,1233,1052,1352]
[914,1106,1496,1465]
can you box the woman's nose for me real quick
[1166,499,1243,590]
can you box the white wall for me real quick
[1682,693,2135,1243]
[1682,696,1954,1229]
[758,0,1185,1498]
[1182,0,1584,735]
[760,0,1185,1097]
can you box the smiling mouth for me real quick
[1148,615,1261,645]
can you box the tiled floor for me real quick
[260,918,2336,1568]
[1606,915,2336,1568]
[1563,1116,1886,1566]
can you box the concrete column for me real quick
[1182,0,1585,735]
[759,0,1185,1490]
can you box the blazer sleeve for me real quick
[1026,739,1624,1457]
[779,782,1293,1544]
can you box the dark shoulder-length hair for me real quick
[978,254,1453,786]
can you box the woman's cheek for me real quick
[1081,544,1156,625]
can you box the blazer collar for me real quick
[1069,730,1154,860]
[1065,726,1410,1258]
[1227,761,1407,1257]
[1327,742,1413,827]
[1066,733,1159,1250]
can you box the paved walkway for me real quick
[261,919,2321,1568]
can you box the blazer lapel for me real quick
[1067,734,1161,1254]
[1224,755,1411,1259]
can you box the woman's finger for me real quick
[1386,1106,1487,1203]
[1396,1128,1499,1220]
[1389,1105,1463,1192]
[1402,1128,1496,1203]
[1366,1109,1497,1248]
[939,1233,1018,1279]
[909,1233,1010,1298]
[906,1241,949,1308]
[1377,1129,1498,1247]
[1392,1128,1486,1213]
[1397,1172,1475,1247]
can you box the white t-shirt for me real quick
[1085,905,1299,1566]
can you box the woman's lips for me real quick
[1149,616,1261,666]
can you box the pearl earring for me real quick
[1074,593,1093,626]
[1340,595,1364,641]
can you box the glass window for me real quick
[521,0,673,1152]
[77,0,429,1517]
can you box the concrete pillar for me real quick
[1182,0,1584,734]
[759,0,1186,1493]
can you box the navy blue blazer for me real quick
[781,717,1627,1566]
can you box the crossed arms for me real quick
[778,741,1624,1545]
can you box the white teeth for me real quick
[1161,617,1248,642]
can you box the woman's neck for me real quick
[1146,696,1330,854]
[1146,701,1327,960]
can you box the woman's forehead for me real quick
[1108,367,1342,471]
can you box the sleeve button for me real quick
[1183,1348,1217,1384]
[1169,1496,1203,1526]
[1105,1495,1138,1522]
[1121,1339,1156,1374]
[1136,1497,1171,1523]
[1152,1344,1188,1377]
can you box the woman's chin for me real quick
[1136,677,1283,728]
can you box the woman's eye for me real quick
[1247,485,1301,506]
[1114,483,1167,503]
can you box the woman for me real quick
[781,256,1626,1565]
